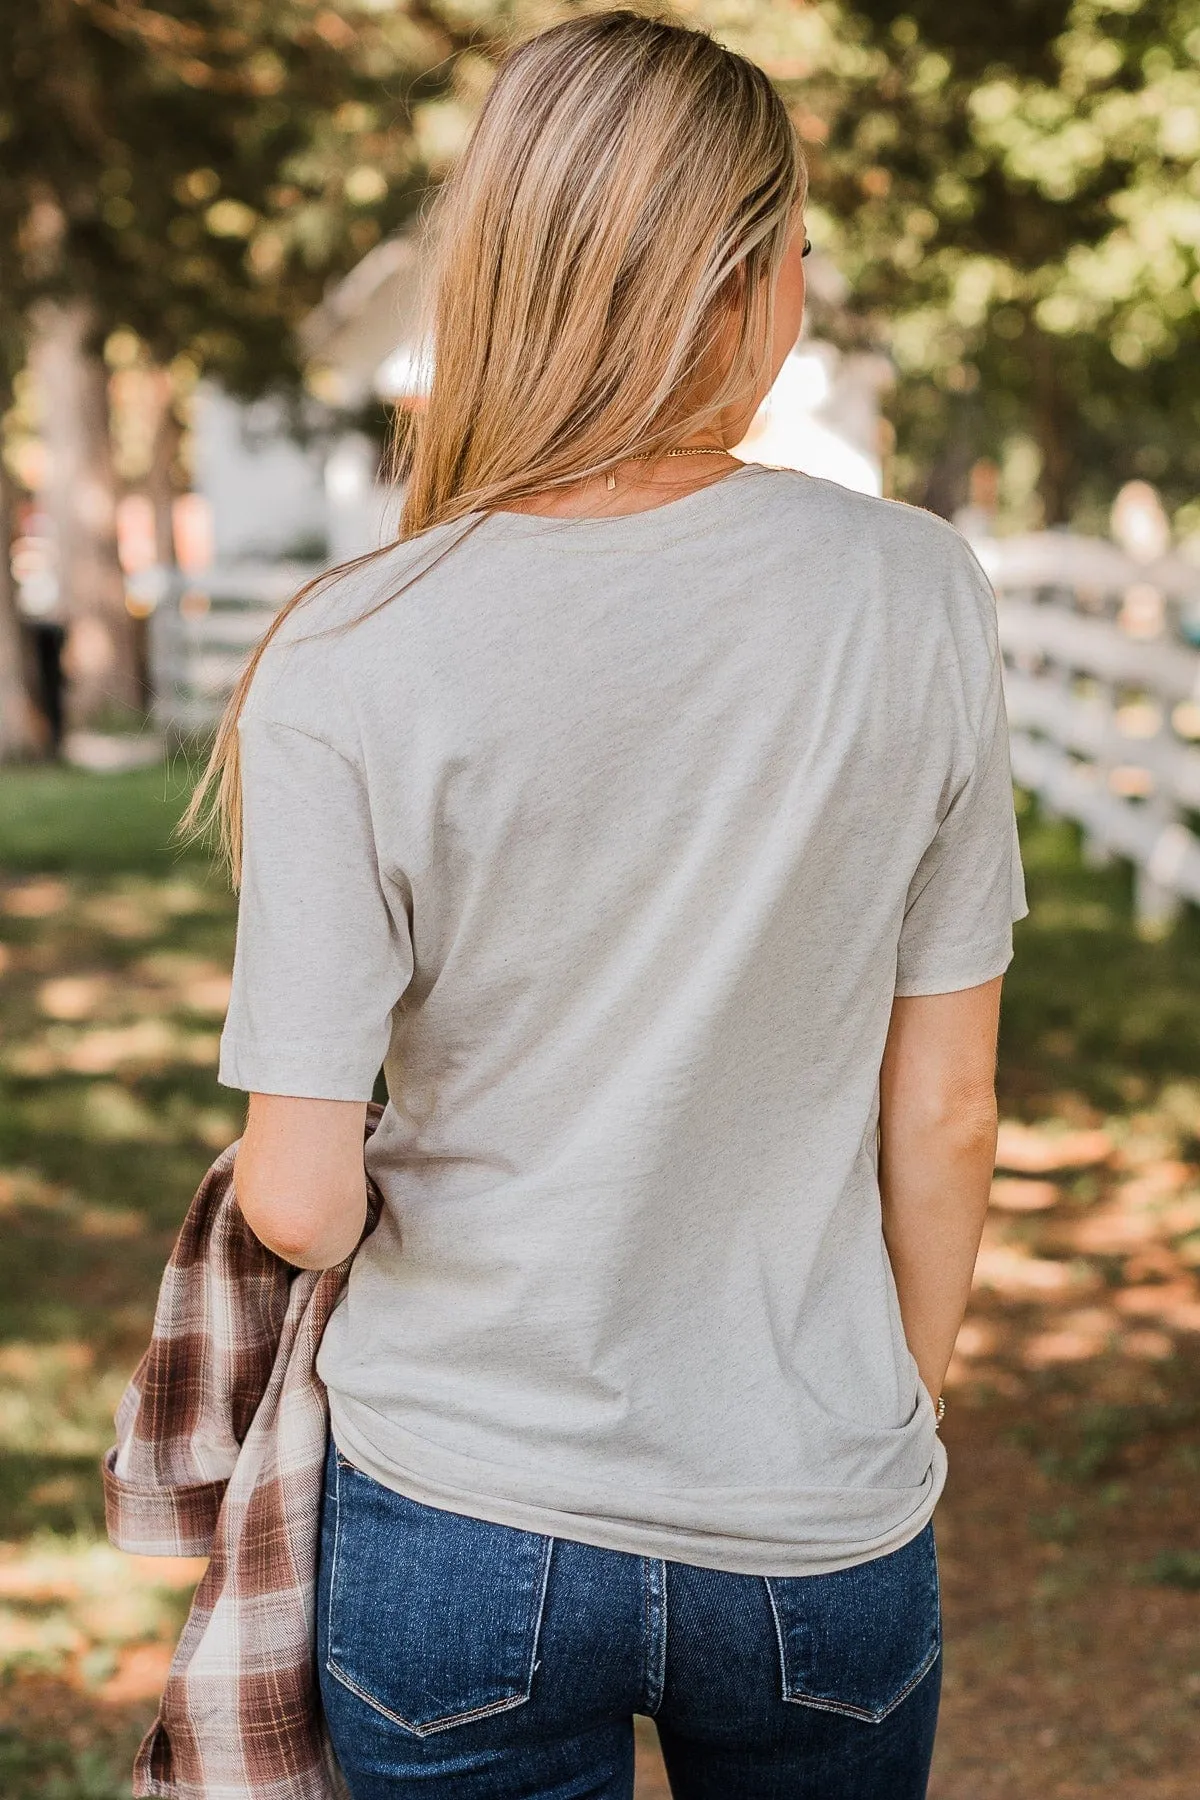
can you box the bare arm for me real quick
[878,976,1002,1401]
[234,1093,369,1269]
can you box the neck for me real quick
[494,449,743,521]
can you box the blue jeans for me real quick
[317,1442,941,1799]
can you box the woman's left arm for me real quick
[235,1094,369,1269]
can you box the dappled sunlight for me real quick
[1,878,71,919]
[15,1081,241,1150]
[0,1538,203,1690]
[989,1176,1060,1212]
[1,1165,146,1238]
[129,950,232,1012]
[953,1108,1200,1391]
[77,878,220,942]
[152,879,218,918]
[36,973,113,1019]
[35,955,230,1024]
[0,838,240,1786]
[6,1023,221,1081]
[1061,1202,1164,1254]
[0,1341,129,1458]
[994,1120,1113,1174]
[1,872,233,1110]
[1115,1283,1200,1330]
[0,1168,62,1214]
[33,1080,174,1145]
[973,1231,1098,1300]
[1018,1307,1118,1368]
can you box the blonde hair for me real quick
[183,9,805,880]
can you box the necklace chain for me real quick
[629,446,729,460]
[605,444,730,490]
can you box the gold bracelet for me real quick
[935,1394,946,1428]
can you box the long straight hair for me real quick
[182,9,805,881]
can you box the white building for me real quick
[195,232,888,563]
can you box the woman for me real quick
[193,12,1026,1798]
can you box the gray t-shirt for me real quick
[219,463,1027,1577]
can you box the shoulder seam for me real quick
[238,709,363,776]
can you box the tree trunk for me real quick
[920,430,974,521]
[126,366,184,714]
[0,450,44,760]
[1031,331,1074,527]
[30,298,142,729]
[146,369,181,569]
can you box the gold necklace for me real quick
[606,446,730,491]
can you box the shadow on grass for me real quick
[1001,793,1200,1116]
[0,1457,109,1540]
[0,1719,140,1800]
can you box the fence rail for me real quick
[979,532,1200,926]
[137,562,320,736]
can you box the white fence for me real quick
[977,533,1200,926]
[137,561,320,736]
[138,530,1200,925]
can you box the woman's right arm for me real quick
[217,710,414,1257]
[234,1093,370,1270]
[878,976,1002,1405]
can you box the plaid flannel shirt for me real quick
[102,1104,385,1800]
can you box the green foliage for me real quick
[0,1,492,398]
[709,0,1200,519]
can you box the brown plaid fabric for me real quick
[102,1104,385,1800]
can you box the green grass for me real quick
[0,1730,132,1800]
[0,759,240,1525]
[1142,1549,1200,1589]
[0,759,236,1795]
[1000,791,1200,1119]
[0,754,210,875]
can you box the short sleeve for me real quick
[218,713,414,1101]
[894,655,1029,998]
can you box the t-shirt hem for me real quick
[894,933,1015,998]
[327,1392,948,1579]
[217,1040,379,1102]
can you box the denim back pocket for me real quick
[325,1453,553,1738]
[764,1522,941,1724]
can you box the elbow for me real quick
[240,1209,324,1270]
[905,1082,998,1157]
[233,1161,365,1270]
[235,1191,319,1268]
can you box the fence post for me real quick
[1135,821,1190,935]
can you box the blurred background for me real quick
[2,3,1200,1796]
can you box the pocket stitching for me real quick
[324,1457,554,1738]
[324,1659,536,1739]
[773,1635,940,1725]
[764,1532,942,1726]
